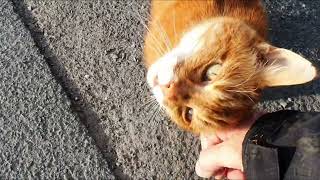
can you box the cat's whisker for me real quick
[142,7,175,55]
[142,98,157,108]
[143,95,157,104]
[149,5,173,51]
[149,41,163,57]
[256,59,273,73]
[143,24,167,56]
[233,90,256,103]
[228,60,266,89]
[141,10,170,56]
[137,33,162,57]
[147,102,161,122]
[146,105,157,121]
[154,105,161,119]
[230,72,257,88]
[226,88,259,93]
[172,9,177,44]
[243,93,255,103]
[258,56,280,74]
[153,18,172,52]
[146,94,163,115]
[150,102,159,111]
[148,96,158,104]
[159,107,166,115]
[139,22,166,57]
[128,6,166,56]
[130,2,169,55]
[224,84,258,103]
[151,97,158,108]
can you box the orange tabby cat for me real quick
[144,0,317,133]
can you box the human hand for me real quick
[195,113,263,179]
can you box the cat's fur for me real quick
[144,0,317,133]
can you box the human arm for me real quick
[196,110,320,180]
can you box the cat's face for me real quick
[146,18,317,133]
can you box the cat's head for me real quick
[146,18,317,133]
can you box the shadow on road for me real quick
[11,1,130,179]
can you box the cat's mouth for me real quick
[151,85,165,105]
[147,66,164,105]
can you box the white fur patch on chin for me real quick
[146,51,178,87]
[156,52,178,86]
[152,86,164,105]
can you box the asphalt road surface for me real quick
[1,0,319,179]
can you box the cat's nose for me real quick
[160,81,179,101]
[159,80,175,97]
[160,82,172,89]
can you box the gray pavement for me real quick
[0,0,114,179]
[1,0,320,179]
[12,0,200,179]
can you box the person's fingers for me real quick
[200,133,222,150]
[213,168,227,179]
[197,121,250,179]
[195,161,226,179]
[195,161,214,178]
[198,141,243,171]
[226,169,245,180]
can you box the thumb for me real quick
[197,140,243,175]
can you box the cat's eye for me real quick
[203,64,222,81]
[185,107,193,123]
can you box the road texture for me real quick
[0,0,114,179]
[1,0,319,179]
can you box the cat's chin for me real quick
[151,86,164,106]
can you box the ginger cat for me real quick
[143,0,317,133]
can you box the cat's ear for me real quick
[257,43,318,87]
